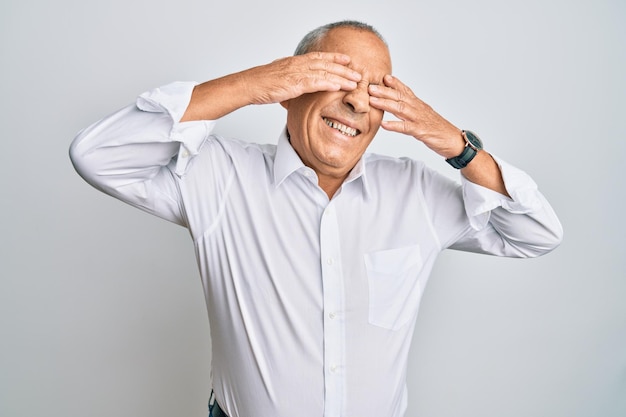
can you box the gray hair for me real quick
[294,20,387,56]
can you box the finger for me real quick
[308,76,357,93]
[294,58,361,93]
[369,75,414,101]
[369,95,415,121]
[368,83,398,101]
[307,65,360,92]
[379,119,413,136]
[382,74,415,99]
[308,51,351,65]
[308,56,362,82]
[382,74,405,89]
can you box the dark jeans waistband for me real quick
[209,391,228,417]
[209,401,227,417]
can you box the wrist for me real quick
[444,129,466,159]
[445,130,484,169]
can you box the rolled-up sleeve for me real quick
[69,81,216,225]
[450,155,563,257]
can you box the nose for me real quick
[342,81,370,113]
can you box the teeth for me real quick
[323,117,358,137]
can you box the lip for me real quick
[321,116,362,137]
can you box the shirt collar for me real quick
[343,156,371,199]
[273,127,371,200]
[273,128,305,188]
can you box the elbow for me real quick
[542,221,564,255]
[69,131,90,180]
[520,221,564,258]
[539,210,565,256]
[68,133,83,173]
[69,129,101,190]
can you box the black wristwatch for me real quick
[445,130,483,169]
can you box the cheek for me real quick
[368,111,384,133]
[287,95,316,119]
[373,107,385,121]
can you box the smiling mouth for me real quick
[323,117,360,137]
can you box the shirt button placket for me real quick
[320,203,345,417]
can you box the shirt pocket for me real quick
[364,245,423,330]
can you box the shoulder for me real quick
[194,135,277,164]
[363,152,428,177]
[181,135,276,180]
[363,152,458,191]
[209,135,276,156]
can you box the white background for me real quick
[1,0,624,416]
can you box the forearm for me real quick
[181,52,362,122]
[180,71,255,122]
[451,194,563,257]
[461,150,510,197]
[421,156,562,258]
[453,155,563,257]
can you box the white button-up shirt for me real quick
[70,82,562,417]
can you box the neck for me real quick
[318,173,347,200]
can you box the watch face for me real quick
[464,130,483,151]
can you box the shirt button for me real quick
[181,149,189,158]
[329,312,337,319]
[330,364,338,373]
[327,258,334,265]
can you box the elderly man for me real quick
[70,20,562,417]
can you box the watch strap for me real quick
[445,144,478,169]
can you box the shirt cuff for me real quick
[461,155,543,230]
[136,81,216,176]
